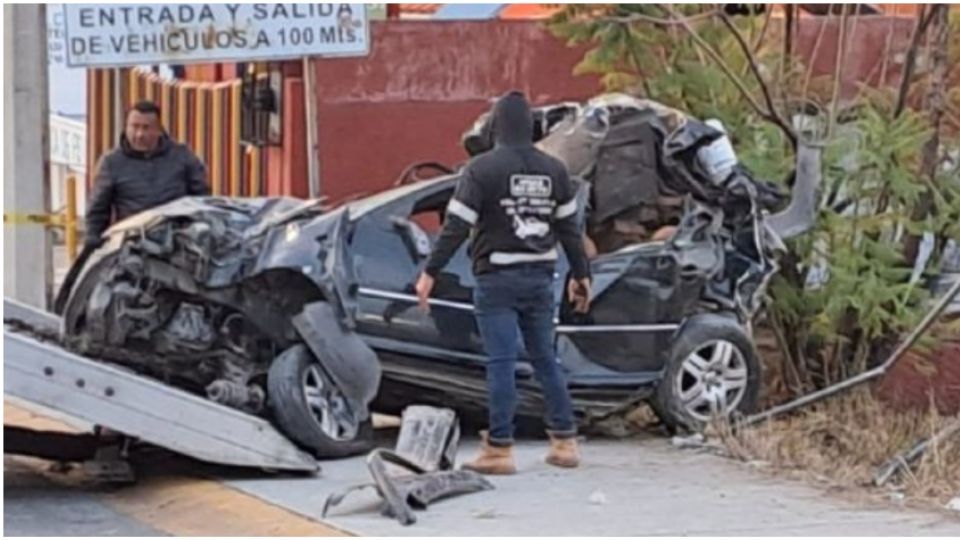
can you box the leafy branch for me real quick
[550,3,960,398]
[717,10,798,147]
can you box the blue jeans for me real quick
[473,264,576,446]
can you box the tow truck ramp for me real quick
[4,298,318,473]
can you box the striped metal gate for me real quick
[86,68,267,198]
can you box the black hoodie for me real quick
[425,92,590,280]
[85,133,209,245]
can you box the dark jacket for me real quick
[85,134,209,245]
[425,92,590,280]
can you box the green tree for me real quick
[549,4,960,396]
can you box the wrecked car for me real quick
[56,94,820,447]
[450,93,820,429]
[55,199,382,458]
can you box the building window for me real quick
[241,64,283,147]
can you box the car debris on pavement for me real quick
[323,405,494,526]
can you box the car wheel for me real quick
[652,314,760,432]
[60,253,117,336]
[267,344,374,458]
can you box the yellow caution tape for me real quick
[3,213,66,226]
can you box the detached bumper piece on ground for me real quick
[323,406,493,526]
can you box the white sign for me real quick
[50,115,86,169]
[48,5,68,66]
[63,3,370,67]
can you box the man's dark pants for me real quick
[473,263,577,446]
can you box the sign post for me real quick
[303,56,321,198]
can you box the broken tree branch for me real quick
[719,11,796,147]
[655,4,798,147]
[654,5,762,113]
[742,276,960,427]
[894,5,937,118]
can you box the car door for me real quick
[349,180,488,372]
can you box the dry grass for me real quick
[711,389,960,507]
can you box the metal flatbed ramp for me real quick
[4,297,61,333]
[4,299,318,472]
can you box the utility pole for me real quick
[4,4,52,308]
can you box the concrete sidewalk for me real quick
[226,436,960,536]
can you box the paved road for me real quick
[4,458,163,537]
[3,452,348,537]
[2,402,345,537]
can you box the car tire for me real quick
[652,313,760,433]
[267,344,374,458]
[60,252,118,336]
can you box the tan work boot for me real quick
[545,434,580,468]
[461,431,517,475]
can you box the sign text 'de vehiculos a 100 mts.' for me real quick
[63,3,370,67]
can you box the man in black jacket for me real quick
[416,91,591,475]
[85,101,209,247]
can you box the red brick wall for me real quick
[876,334,960,415]
[308,20,600,203]
[794,16,917,104]
[302,17,922,203]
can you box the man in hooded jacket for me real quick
[416,91,592,474]
[84,100,209,248]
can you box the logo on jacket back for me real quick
[505,174,554,239]
[512,215,550,238]
[510,174,552,198]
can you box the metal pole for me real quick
[874,416,960,486]
[4,4,51,308]
[64,175,78,262]
[113,68,124,140]
[743,276,960,427]
[302,56,321,199]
